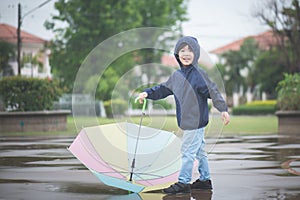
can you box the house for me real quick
[210,30,278,106]
[0,23,51,78]
[210,30,277,55]
[161,54,178,67]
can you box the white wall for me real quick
[10,42,52,78]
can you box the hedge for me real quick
[232,100,277,115]
[0,76,62,111]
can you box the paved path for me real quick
[0,135,299,200]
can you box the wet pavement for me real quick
[0,134,300,200]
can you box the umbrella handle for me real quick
[135,97,147,114]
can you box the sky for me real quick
[0,0,269,51]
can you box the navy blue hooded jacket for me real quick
[144,36,228,130]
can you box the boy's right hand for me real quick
[221,112,230,125]
[138,92,148,104]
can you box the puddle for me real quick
[0,134,299,200]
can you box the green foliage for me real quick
[104,98,127,118]
[46,0,188,92]
[246,100,277,106]
[131,0,187,84]
[84,67,121,101]
[137,0,188,27]
[219,38,261,95]
[0,41,15,76]
[0,77,62,111]
[232,100,277,115]
[232,105,276,115]
[276,73,300,110]
[254,0,300,73]
[46,0,142,89]
[253,48,286,97]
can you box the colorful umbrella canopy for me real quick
[68,122,181,193]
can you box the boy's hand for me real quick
[222,112,230,125]
[138,92,148,104]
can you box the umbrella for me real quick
[68,99,181,193]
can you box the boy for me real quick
[138,36,230,194]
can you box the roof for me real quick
[210,30,279,54]
[161,54,178,67]
[0,23,47,44]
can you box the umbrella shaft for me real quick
[133,113,145,156]
[129,158,135,181]
[131,158,136,169]
[129,112,144,182]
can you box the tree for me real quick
[253,48,286,98]
[133,0,188,87]
[253,0,300,73]
[0,41,15,76]
[219,38,261,96]
[46,0,188,95]
[45,0,143,91]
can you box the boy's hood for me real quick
[174,36,200,68]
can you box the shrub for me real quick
[276,73,300,110]
[104,98,127,118]
[246,100,277,106]
[0,76,62,111]
[232,100,276,115]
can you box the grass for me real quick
[222,115,278,136]
[0,115,278,137]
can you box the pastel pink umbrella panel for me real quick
[68,122,181,193]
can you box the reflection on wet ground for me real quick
[0,134,299,200]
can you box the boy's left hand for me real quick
[221,112,230,125]
[138,92,148,104]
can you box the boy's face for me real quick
[178,45,194,67]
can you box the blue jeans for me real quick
[178,127,210,184]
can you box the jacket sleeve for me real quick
[144,74,174,100]
[144,83,173,100]
[199,69,228,112]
